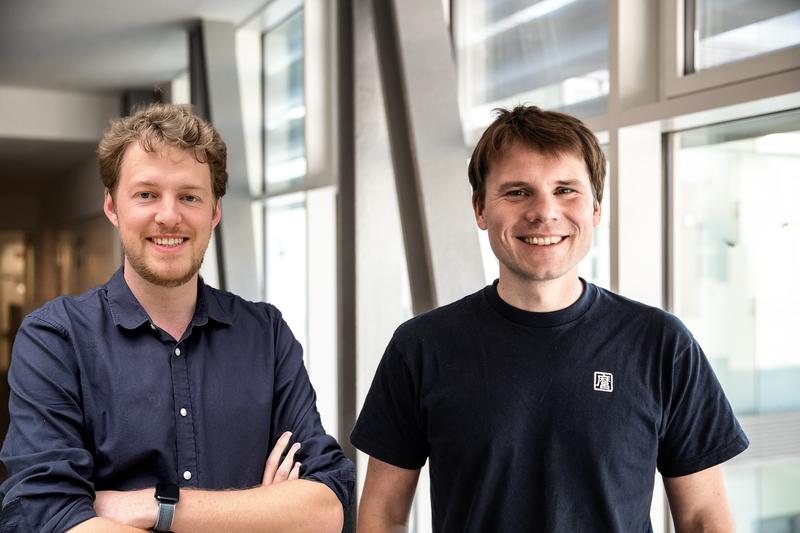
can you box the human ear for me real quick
[592,199,601,227]
[473,195,487,230]
[103,189,118,227]
[211,198,222,229]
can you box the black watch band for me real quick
[154,483,179,532]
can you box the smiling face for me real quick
[104,142,221,289]
[474,144,600,294]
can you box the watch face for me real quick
[156,482,180,503]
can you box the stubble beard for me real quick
[122,239,206,288]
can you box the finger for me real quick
[289,462,301,480]
[274,442,301,483]
[263,431,292,485]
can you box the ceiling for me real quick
[0,0,267,197]
[0,0,268,92]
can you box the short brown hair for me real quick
[98,103,228,200]
[468,105,606,208]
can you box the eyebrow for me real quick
[495,179,585,192]
[554,179,584,188]
[129,179,207,192]
[496,181,531,192]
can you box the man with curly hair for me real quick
[0,104,353,533]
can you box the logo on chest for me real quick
[593,371,614,392]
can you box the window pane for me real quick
[263,9,306,193]
[693,0,800,71]
[456,0,609,140]
[266,192,308,351]
[672,111,800,415]
[727,461,800,532]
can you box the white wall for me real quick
[0,86,119,142]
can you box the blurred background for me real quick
[0,0,798,531]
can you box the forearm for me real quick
[357,509,409,533]
[66,517,149,533]
[673,512,735,533]
[173,479,343,533]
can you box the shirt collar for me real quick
[105,267,234,330]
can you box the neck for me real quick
[123,261,198,340]
[496,269,583,313]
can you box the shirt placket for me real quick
[170,340,199,486]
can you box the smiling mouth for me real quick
[520,236,564,246]
[149,237,186,247]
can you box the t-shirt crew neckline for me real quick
[483,277,597,328]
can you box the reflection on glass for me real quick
[727,462,800,532]
[456,0,609,140]
[692,0,800,72]
[673,111,800,415]
[266,192,308,351]
[263,9,306,193]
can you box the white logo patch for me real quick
[593,371,613,392]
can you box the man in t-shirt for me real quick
[351,105,747,531]
[0,104,353,532]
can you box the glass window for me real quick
[265,192,308,352]
[726,461,800,532]
[672,109,800,533]
[263,9,306,193]
[689,0,800,72]
[672,110,800,415]
[456,0,609,141]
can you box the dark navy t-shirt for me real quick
[351,281,748,532]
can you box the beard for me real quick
[122,239,206,288]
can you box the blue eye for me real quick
[137,192,153,199]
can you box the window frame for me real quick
[660,0,800,100]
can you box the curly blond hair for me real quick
[98,103,227,200]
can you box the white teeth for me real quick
[153,237,184,246]
[523,236,563,246]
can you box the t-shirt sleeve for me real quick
[350,334,429,470]
[657,331,749,477]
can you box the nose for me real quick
[154,197,182,227]
[524,193,559,223]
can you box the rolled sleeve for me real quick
[268,311,355,509]
[0,315,97,532]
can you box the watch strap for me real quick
[153,501,176,532]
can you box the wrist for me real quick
[153,483,180,531]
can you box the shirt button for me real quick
[150,323,156,330]
[183,470,192,480]
[174,348,181,357]
[180,408,188,417]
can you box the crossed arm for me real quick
[67,432,343,533]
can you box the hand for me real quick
[262,431,302,485]
[94,488,157,529]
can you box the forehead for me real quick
[488,145,588,183]
[119,142,211,188]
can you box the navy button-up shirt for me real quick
[0,268,354,532]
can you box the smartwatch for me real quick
[153,482,180,532]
